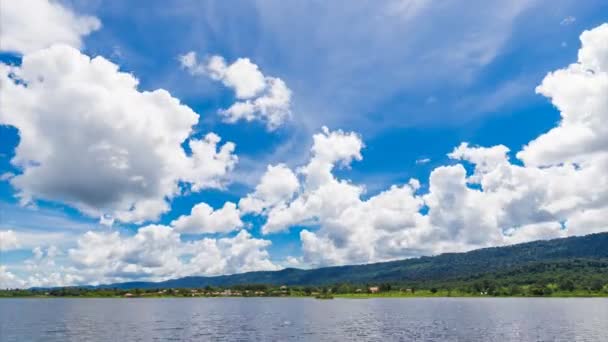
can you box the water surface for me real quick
[1,297,606,341]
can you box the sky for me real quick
[0,0,607,288]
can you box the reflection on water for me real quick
[1,297,607,341]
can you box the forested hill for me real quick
[102,232,608,289]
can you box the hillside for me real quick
[100,232,608,289]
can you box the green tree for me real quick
[589,279,604,292]
[380,283,392,292]
[558,279,575,292]
[509,284,521,296]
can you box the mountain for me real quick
[100,232,608,289]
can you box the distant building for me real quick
[368,286,379,293]
[355,289,363,293]
[124,293,134,297]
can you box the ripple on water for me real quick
[1,298,607,341]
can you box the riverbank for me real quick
[3,291,607,299]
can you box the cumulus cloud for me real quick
[1,224,279,288]
[250,128,429,264]
[0,0,101,54]
[180,52,292,130]
[0,45,237,224]
[239,164,299,215]
[300,126,364,188]
[14,244,83,288]
[0,243,83,289]
[63,225,277,285]
[171,202,243,234]
[242,23,608,266]
[259,127,365,235]
[32,245,59,260]
[205,55,267,99]
[0,265,25,289]
[0,230,20,251]
[517,24,608,167]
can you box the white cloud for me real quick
[502,222,565,245]
[565,207,608,236]
[0,230,20,251]
[300,126,364,189]
[31,245,60,263]
[0,265,25,289]
[18,245,83,288]
[518,23,608,167]
[239,164,299,215]
[0,229,78,252]
[182,133,238,192]
[32,246,44,260]
[63,225,278,285]
[178,51,199,71]
[206,55,267,99]
[1,224,280,288]
[258,127,365,235]
[298,181,428,266]
[99,214,115,227]
[0,0,101,54]
[0,45,237,224]
[171,202,243,234]
[180,52,292,130]
[0,242,81,289]
[560,16,576,26]
[416,158,431,164]
[244,23,608,266]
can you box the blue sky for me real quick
[1,0,608,287]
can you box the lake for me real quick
[1,297,606,341]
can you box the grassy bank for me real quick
[334,290,608,298]
[2,290,608,299]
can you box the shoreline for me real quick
[2,293,607,299]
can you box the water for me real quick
[1,297,606,341]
